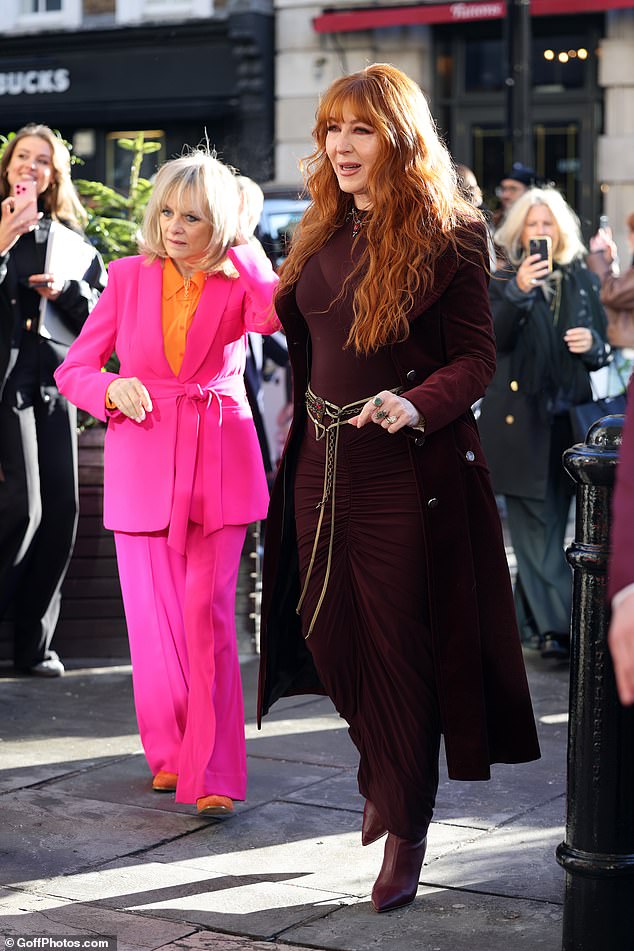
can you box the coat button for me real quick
[406,369,417,382]
[427,497,439,509]
[10,298,17,306]
[414,435,425,447]
[465,450,475,462]
[505,414,515,424]
[510,380,519,391]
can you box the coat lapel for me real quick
[178,273,235,380]
[135,258,171,375]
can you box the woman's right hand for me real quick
[0,195,42,256]
[515,253,552,294]
[106,377,153,423]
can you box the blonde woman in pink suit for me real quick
[55,151,279,817]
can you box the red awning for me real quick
[313,0,634,34]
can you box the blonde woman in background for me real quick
[479,187,609,661]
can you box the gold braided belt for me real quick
[297,383,402,639]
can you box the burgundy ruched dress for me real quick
[290,221,440,841]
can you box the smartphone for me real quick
[528,235,553,273]
[13,180,38,220]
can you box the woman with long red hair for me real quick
[258,64,540,913]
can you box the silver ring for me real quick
[530,278,538,285]
[385,415,398,424]
[373,396,383,407]
[375,410,387,420]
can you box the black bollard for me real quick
[557,415,634,950]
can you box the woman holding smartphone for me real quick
[479,187,609,661]
[0,123,106,676]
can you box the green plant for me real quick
[75,132,160,264]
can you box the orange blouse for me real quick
[161,257,206,376]
[105,258,206,407]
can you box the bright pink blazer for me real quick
[55,245,279,552]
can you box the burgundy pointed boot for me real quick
[362,799,388,846]
[371,832,427,913]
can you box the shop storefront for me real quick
[0,14,274,186]
[277,0,633,237]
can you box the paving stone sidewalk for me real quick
[0,651,569,951]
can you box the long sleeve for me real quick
[489,269,537,353]
[227,244,280,334]
[54,262,121,421]
[404,236,497,436]
[601,266,634,313]
[52,248,108,335]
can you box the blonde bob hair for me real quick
[277,63,484,354]
[494,186,586,268]
[0,123,87,231]
[139,151,239,274]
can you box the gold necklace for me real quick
[183,275,192,299]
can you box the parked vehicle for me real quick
[256,186,309,268]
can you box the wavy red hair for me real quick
[277,63,485,353]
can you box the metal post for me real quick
[557,416,634,950]
[504,0,533,167]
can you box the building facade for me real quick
[275,0,634,254]
[1,0,275,186]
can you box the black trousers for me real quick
[0,380,78,668]
[504,414,574,644]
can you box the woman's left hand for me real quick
[28,272,65,301]
[349,391,422,433]
[563,326,593,354]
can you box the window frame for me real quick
[6,0,82,31]
[115,0,213,23]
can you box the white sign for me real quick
[450,3,505,19]
[0,69,70,96]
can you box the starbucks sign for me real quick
[0,69,70,96]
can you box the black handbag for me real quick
[569,392,627,444]
[569,360,629,444]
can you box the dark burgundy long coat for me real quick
[258,230,541,781]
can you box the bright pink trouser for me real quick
[114,521,247,804]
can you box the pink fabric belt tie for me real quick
[143,374,246,554]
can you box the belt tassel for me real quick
[296,384,401,639]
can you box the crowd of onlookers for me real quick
[458,159,634,663]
